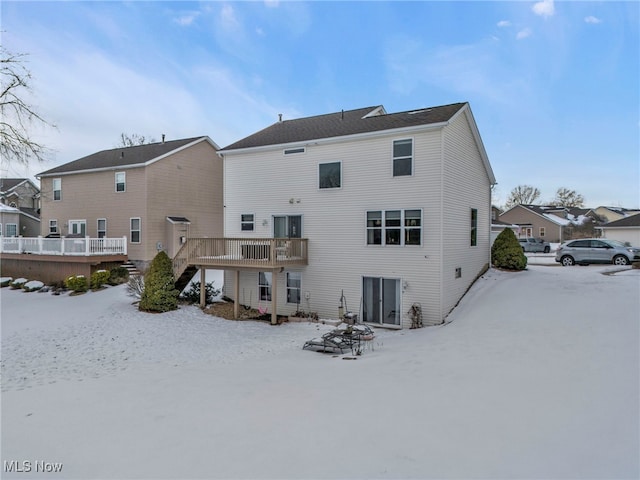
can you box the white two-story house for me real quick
[211,102,495,328]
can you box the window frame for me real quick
[392,138,413,177]
[130,217,141,244]
[5,223,18,237]
[97,218,107,238]
[52,178,62,201]
[286,272,301,305]
[115,172,126,193]
[318,161,342,190]
[69,219,87,236]
[241,213,255,232]
[470,208,478,247]
[258,271,272,302]
[366,209,422,246]
[539,227,546,237]
[49,219,58,234]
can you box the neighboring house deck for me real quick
[215,102,496,327]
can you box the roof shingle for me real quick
[221,103,467,151]
[38,137,208,176]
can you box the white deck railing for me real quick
[0,236,127,256]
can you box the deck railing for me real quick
[173,237,308,278]
[0,236,128,256]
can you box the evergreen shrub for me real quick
[139,251,179,312]
[180,281,221,305]
[91,270,110,289]
[491,229,528,270]
[65,275,88,293]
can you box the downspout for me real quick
[439,128,445,324]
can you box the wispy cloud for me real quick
[517,28,532,40]
[497,20,511,28]
[174,11,201,27]
[264,0,279,8]
[532,0,555,18]
[584,16,602,24]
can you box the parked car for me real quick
[555,238,640,266]
[518,237,551,253]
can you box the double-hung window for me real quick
[97,218,107,238]
[366,209,422,246]
[393,139,413,176]
[53,178,62,201]
[130,218,141,243]
[115,172,126,192]
[241,214,255,231]
[470,209,478,246]
[319,161,341,189]
[259,272,272,301]
[287,272,301,304]
[49,219,58,235]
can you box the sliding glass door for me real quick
[362,277,401,326]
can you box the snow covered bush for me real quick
[10,278,28,289]
[91,270,110,290]
[491,229,527,271]
[139,251,179,313]
[65,275,88,293]
[22,280,44,292]
[180,281,221,305]
[1,277,12,288]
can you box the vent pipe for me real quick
[278,113,283,123]
[161,134,165,143]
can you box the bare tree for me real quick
[551,187,585,208]
[0,45,55,167]
[117,133,156,147]
[505,185,541,209]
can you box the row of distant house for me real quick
[1,101,638,327]
[492,204,640,245]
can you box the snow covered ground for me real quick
[1,263,638,479]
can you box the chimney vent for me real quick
[278,113,283,123]
[161,134,165,143]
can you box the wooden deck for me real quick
[173,237,308,273]
[173,238,309,325]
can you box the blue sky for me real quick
[2,1,638,208]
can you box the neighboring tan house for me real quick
[208,102,496,328]
[0,178,41,236]
[37,136,223,269]
[498,204,596,243]
[592,206,640,223]
[600,213,640,246]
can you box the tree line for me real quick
[503,185,585,209]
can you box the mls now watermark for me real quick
[4,460,64,473]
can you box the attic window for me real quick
[284,147,305,155]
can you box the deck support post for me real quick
[271,269,278,325]
[234,270,240,319]
[199,267,206,308]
